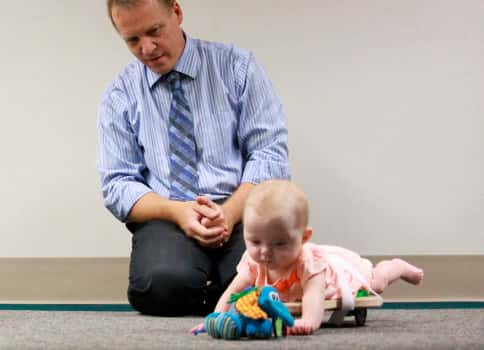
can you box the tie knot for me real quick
[166,71,182,90]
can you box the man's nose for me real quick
[140,38,156,56]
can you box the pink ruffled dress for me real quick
[236,242,374,302]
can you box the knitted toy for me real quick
[198,286,294,339]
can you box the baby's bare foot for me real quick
[394,258,424,285]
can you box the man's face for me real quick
[112,0,185,74]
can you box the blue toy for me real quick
[197,286,294,340]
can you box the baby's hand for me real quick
[190,323,205,335]
[287,319,318,336]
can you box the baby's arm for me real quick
[190,272,254,334]
[288,271,326,335]
[213,272,255,312]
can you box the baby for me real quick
[192,179,423,335]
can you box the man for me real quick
[97,0,290,316]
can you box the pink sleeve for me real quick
[297,244,328,286]
[236,251,257,280]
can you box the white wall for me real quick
[1,0,483,257]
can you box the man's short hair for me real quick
[107,0,175,28]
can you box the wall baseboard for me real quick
[1,256,482,303]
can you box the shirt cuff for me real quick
[241,160,291,184]
[104,181,153,222]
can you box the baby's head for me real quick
[243,180,312,270]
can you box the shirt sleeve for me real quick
[236,251,257,279]
[297,244,328,287]
[97,83,153,222]
[235,53,291,184]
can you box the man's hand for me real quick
[173,200,226,248]
[126,191,241,248]
[194,184,254,247]
[195,196,233,245]
[196,196,227,228]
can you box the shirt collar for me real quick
[146,33,200,89]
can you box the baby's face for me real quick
[244,207,303,272]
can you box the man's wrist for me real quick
[221,203,240,231]
[164,200,184,224]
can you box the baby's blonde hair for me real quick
[244,180,309,231]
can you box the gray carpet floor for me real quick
[0,309,482,350]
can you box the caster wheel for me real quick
[354,308,367,326]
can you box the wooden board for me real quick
[285,296,383,315]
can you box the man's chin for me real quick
[146,60,171,74]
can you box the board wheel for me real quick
[354,308,367,326]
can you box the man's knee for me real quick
[128,264,208,316]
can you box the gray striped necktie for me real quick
[166,71,199,200]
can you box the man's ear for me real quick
[173,1,183,25]
[302,226,313,243]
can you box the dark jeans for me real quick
[126,219,245,316]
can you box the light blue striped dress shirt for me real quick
[97,35,290,222]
